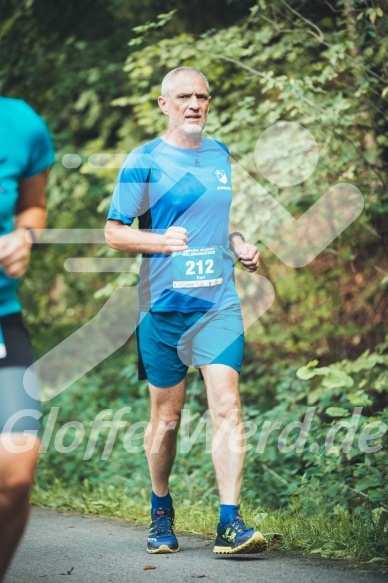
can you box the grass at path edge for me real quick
[31,479,388,567]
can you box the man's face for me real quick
[158,72,211,135]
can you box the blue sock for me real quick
[220,504,239,528]
[151,490,173,512]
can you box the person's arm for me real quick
[228,222,260,272]
[105,220,188,255]
[0,170,48,278]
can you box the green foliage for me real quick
[2,0,387,562]
[240,338,387,509]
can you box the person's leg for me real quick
[138,311,190,495]
[201,364,244,504]
[137,310,192,553]
[0,434,40,581]
[0,314,41,579]
[201,363,267,554]
[144,380,186,554]
[145,380,186,496]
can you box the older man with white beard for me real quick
[105,67,266,555]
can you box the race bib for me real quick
[172,246,223,288]
[0,322,6,359]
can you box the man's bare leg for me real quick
[144,380,186,496]
[0,434,40,581]
[201,363,267,554]
[144,380,186,554]
[201,364,245,504]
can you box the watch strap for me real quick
[228,231,245,243]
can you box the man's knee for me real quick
[0,436,40,504]
[151,401,183,428]
[211,394,241,422]
[146,417,180,455]
[0,463,35,504]
[152,414,181,435]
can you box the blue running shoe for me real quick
[213,514,267,554]
[147,508,180,553]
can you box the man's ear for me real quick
[158,96,168,115]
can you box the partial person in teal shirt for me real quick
[0,97,54,581]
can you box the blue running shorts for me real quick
[136,304,244,388]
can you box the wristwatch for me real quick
[228,231,245,244]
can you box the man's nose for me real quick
[188,96,200,109]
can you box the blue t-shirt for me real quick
[108,137,240,312]
[0,97,55,317]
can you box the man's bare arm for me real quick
[105,220,188,255]
[228,221,260,272]
[15,169,48,229]
[0,170,48,278]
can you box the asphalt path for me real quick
[5,508,388,583]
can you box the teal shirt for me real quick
[0,97,55,317]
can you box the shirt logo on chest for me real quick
[215,169,228,184]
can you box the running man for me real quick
[105,67,267,555]
[0,97,54,580]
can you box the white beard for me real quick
[180,123,203,135]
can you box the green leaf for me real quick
[296,364,329,380]
[307,359,319,368]
[356,476,381,491]
[374,371,388,393]
[347,392,373,407]
[296,366,317,380]
[322,369,354,389]
[326,407,349,417]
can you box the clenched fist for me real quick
[0,228,33,279]
[162,226,188,254]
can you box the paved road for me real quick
[5,508,387,583]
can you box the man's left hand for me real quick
[233,242,260,272]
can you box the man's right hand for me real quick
[162,226,188,254]
[0,229,33,279]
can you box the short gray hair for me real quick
[161,67,210,98]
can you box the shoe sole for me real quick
[147,544,180,554]
[213,532,267,555]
